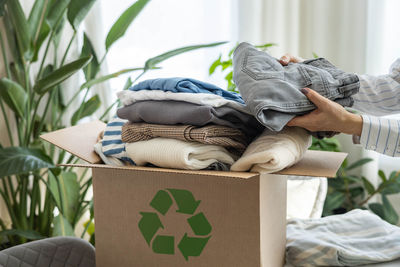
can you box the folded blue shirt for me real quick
[129,77,245,104]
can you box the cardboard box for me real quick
[41,121,347,267]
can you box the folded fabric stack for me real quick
[286,209,400,266]
[95,74,316,172]
[97,77,271,171]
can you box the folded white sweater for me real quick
[125,138,236,170]
[230,127,311,173]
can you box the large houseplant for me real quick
[0,0,225,248]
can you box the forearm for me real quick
[358,115,400,157]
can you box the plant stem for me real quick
[0,100,14,146]
[80,217,93,239]
[29,176,40,228]
[54,89,82,126]
[19,176,29,231]
[59,31,76,67]
[99,100,118,120]
[132,70,147,84]
[72,88,90,125]
[37,31,54,80]
[36,92,54,137]
[27,94,44,140]
[0,32,11,78]
[23,63,32,146]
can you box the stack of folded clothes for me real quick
[94,42,359,173]
[96,77,265,171]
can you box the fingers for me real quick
[279,53,304,65]
[301,88,330,109]
[279,54,291,65]
[287,115,308,127]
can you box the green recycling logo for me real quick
[138,189,212,261]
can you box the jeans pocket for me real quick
[298,65,312,87]
[242,51,284,80]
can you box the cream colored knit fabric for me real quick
[125,137,236,170]
[230,127,311,173]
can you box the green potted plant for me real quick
[0,0,225,248]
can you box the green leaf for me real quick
[32,21,50,62]
[221,59,232,71]
[312,52,319,58]
[0,78,28,118]
[59,171,80,223]
[0,147,53,177]
[381,183,400,195]
[34,56,92,95]
[80,67,147,90]
[228,45,237,57]
[145,41,227,69]
[67,0,96,30]
[105,0,150,50]
[350,186,365,199]
[322,137,341,148]
[46,0,70,29]
[362,176,375,195]
[52,13,66,49]
[255,43,276,50]
[81,33,99,81]
[323,191,345,213]
[343,175,360,184]
[369,203,384,219]
[47,171,62,209]
[0,0,5,16]
[0,229,45,240]
[28,0,48,42]
[224,71,233,83]
[382,194,399,224]
[6,0,33,60]
[328,177,345,189]
[389,171,400,181]
[209,55,221,75]
[71,95,101,125]
[48,171,80,225]
[52,214,75,236]
[123,77,133,90]
[345,158,373,171]
[378,170,387,182]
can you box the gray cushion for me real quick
[0,237,95,267]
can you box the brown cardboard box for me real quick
[41,121,347,267]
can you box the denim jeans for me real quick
[233,42,359,138]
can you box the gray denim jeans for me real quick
[233,42,359,138]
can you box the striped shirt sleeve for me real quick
[359,115,400,157]
[352,58,400,115]
[352,58,400,156]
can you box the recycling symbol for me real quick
[138,188,212,261]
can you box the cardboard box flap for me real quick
[40,121,106,164]
[59,163,259,179]
[276,150,347,177]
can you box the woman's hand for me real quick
[279,53,304,65]
[287,88,363,136]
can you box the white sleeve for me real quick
[352,59,400,157]
[359,115,400,157]
[352,58,400,115]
